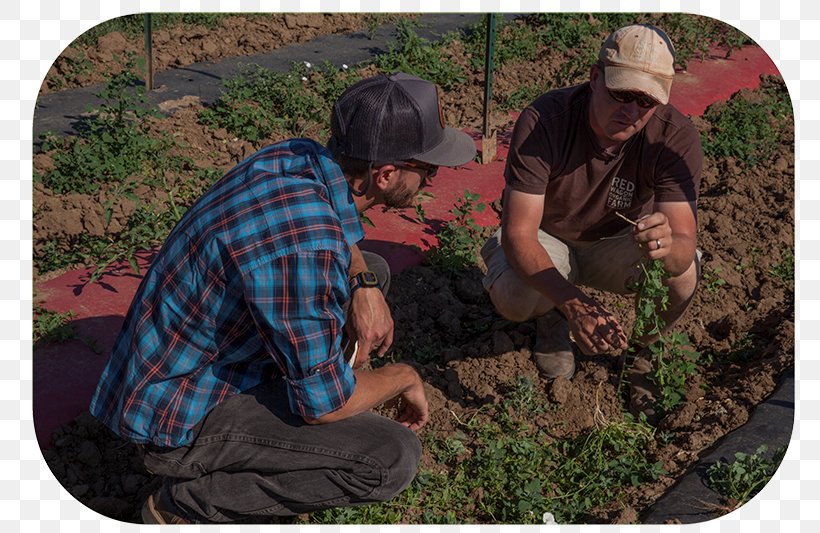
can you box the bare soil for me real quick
[35,16,794,525]
[42,14,376,93]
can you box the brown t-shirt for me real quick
[505,82,702,241]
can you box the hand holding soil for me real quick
[559,294,628,355]
[395,371,429,431]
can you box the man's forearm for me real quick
[349,243,368,277]
[663,234,697,277]
[304,363,419,424]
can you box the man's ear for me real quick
[372,164,398,192]
[590,64,602,87]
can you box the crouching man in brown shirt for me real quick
[480,24,702,423]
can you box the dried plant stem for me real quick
[615,211,638,226]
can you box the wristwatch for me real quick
[350,271,379,293]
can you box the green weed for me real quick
[50,50,94,90]
[200,62,360,145]
[38,56,166,195]
[701,76,792,167]
[499,82,548,112]
[364,13,414,40]
[36,55,215,279]
[505,376,551,416]
[706,445,786,508]
[703,266,727,294]
[33,306,76,348]
[616,212,701,417]
[769,246,794,287]
[645,332,700,414]
[375,18,466,91]
[72,13,240,47]
[426,190,486,275]
[728,334,758,363]
[309,391,663,524]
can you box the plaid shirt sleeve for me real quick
[244,248,356,419]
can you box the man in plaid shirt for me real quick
[89,73,476,524]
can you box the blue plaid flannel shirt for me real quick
[90,139,364,448]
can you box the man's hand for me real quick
[346,287,394,368]
[559,294,628,355]
[304,363,428,431]
[633,212,673,260]
[395,373,429,430]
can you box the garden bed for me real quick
[34,13,793,524]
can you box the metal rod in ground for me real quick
[143,14,153,91]
[481,14,497,164]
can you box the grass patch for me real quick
[701,76,792,166]
[309,388,664,524]
[199,62,361,146]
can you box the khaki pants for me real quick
[481,226,645,297]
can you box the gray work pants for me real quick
[142,251,419,522]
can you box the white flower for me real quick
[301,76,308,82]
[304,61,312,69]
[342,64,349,70]
[542,512,557,525]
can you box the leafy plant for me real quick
[426,190,486,274]
[701,76,792,167]
[703,266,727,294]
[505,376,550,416]
[50,50,94,90]
[616,212,701,417]
[375,18,466,91]
[728,334,758,363]
[644,332,700,413]
[36,55,214,279]
[769,246,794,287]
[309,390,663,524]
[38,55,167,195]
[200,62,360,145]
[33,306,76,348]
[706,445,786,508]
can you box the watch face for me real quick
[361,271,379,286]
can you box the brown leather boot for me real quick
[533,310,575,379]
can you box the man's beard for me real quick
[382,181,416,209]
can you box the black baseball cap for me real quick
[329,72,476,167]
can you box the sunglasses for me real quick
[607,89,659,109]
[396,160,439,184]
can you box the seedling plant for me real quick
[705,445,786,509]
[33,306,76,348]
[615,212,701,417]
[427,190,487,275]
[310,382,665,524]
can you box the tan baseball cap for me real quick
[598,24,676,105]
